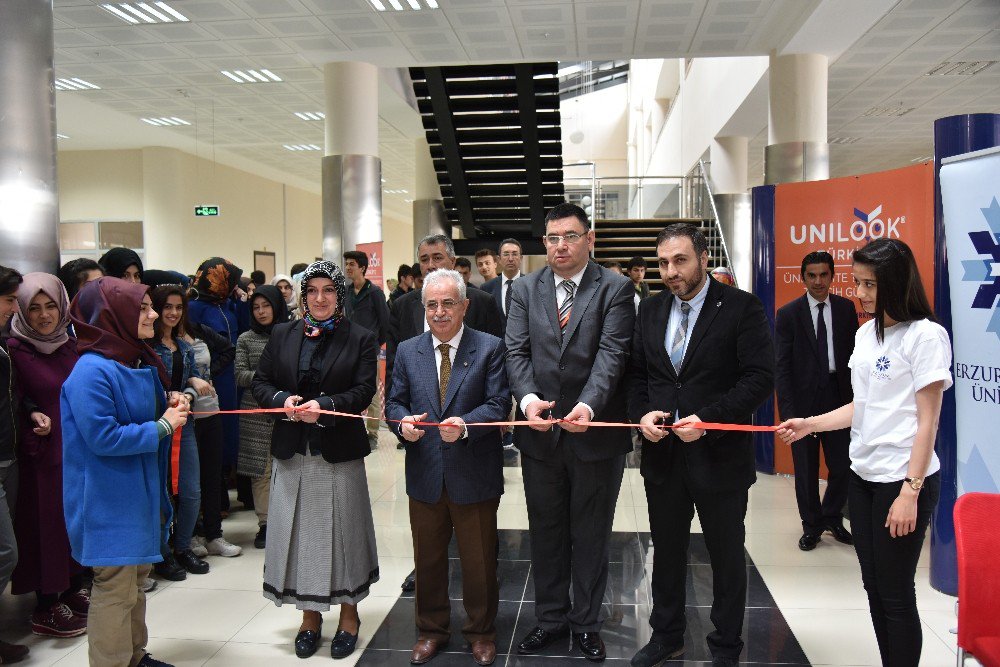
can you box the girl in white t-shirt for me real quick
[777,238,951,667]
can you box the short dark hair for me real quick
[58,258,103,300]
[455,257,472,270]
[627,256,647,270]
[397,263,412,281]
[604,261,622,271]
[800,251,835,278]
[499,238,522,254]
[410,262,422,279]
[249,270,266,286]
[545,202,591,231]
[852,238,934,342]
[655,223,708,257]
[289,262,308,276]
[0,265,23,297]
[151,284,189,340]
[343,250,368,273]
[474,248,497,260]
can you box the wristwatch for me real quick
[904,477,924,491]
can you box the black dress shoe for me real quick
[517,626,568,655]
[401,570,416,592]
[630,640,684,667]
[712,656,739,666]
[254,524,267,549]
[175,549,209,575]
[575,632,606,662]
[295,628,322,659]
[153,552,187,581]
[826,524,854,545]
[330,622,359,659]
[798,532,821,551]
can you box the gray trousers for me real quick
[0,462,19,596]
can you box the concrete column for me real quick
[412,136,447,244]
[322,61,381,262]
[0,0,59,272]
[710,136,751,290]
[765,53,829,184]
[710,136,748,195]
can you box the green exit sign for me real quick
[195,205,220,217]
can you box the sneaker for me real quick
[206,537,242,557]
[143,577,158,593]
[254,524,267,549]
[60,587,90,618]
[31,603,87,638]
[137,653,175,667]
[189,537,208,557]
[0,639,29,663]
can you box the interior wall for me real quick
[561,85,629,188]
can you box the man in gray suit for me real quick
[505,203,636,661]
[386,269,511,667]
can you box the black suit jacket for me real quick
[505,262,635,462]
[626,277,774,491]
[386,285,504,396]
[250,319,377,465]
[774,293,857,419]
[481,276,500,297]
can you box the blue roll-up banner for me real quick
[751,185,776,473]
[940,146,1000,495]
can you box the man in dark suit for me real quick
[626,224,774,667]
[775,251,857,551]
[386,268,511,666]
[506,203,635,661]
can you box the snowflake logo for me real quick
[875,356,890,372]
[960,196,1000,343]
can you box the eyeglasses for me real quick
[424,299,459,311]
[500,251,520,258]
[543,232,586,246]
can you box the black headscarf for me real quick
[249,285,288,335]
[99,247,144,281]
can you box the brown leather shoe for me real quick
[411,639,447,664]
[471,640,496,666]
[0,640,29,664]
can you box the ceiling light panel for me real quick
[101,2,189,25]
[294,112,325,121]
[54,77,101,91]
[367,0,439,11]
[141,116,191,126]
[221,69,283,84]
[283,144,322,151]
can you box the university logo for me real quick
[960,196,1000,343]
[875,356,891,373]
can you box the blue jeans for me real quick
[0,462,18,593]
[174,421,201,549]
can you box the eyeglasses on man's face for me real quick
[424,299,460,312]
[543,232,586,246]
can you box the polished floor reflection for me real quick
[0,431,960,666]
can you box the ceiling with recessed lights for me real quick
[50,0,1000,219]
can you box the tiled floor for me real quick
[0,433,961,666]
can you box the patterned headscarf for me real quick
[194,257,243,302]
[299,260,346,337]
[9,272,72,355]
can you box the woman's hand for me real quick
[886,487,919,537]
[188,377,215,397]
[162,401,190,431]
[776,418,813,444]
[284,395,303,420]
[296,400,323,424]
[30,411,52,436]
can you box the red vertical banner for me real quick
[771,162,935,474]
[356,241,386,387]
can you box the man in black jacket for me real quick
[775,251,857,551]
[344,250,390,451]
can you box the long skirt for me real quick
[262,454,379,611]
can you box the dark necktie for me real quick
[438,343,451,407]
[504,279,513,316]
[558,279,575,330]
[816,302,830,383]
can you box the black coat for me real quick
[774,293,857,420]
[626,277,775,492]
[250,318,377,465]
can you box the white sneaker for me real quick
[189,537,208,557]
[206,537,242,557]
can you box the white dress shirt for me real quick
[806,292,836,373]
[665,275,711,365]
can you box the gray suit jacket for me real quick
[385,327,511,505]
[505,262,635,462]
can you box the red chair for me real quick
[954,492,1000,667]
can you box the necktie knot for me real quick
[438,343,450,354]
[557,279,576,331]
[680,301,691,314]
[817,302,825,312]
[561,279,576,296]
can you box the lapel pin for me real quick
[716,301,722,307]
[463,361,469,367]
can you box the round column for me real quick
[710,136,751,289]
[322,61,381,262]
[765,53,829,184]
[0,0,59,272]
[412,136,448,243]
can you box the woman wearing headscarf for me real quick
[235,285,289,549]
[7,274,88,639]
[270,273,297,320]
[98,248,143,284]
[61,277,189,667]
[251,261,379,660]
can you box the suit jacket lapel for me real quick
[653,291,677,380]
[560,262,600,355]
[798,295,820,361]
[416,332,441,419]
[442,330,476,414]
[538,268,561,342]
[679,278,723,374]
[318,321,349,385]
[410,291,425,337]
[283,320,306,389]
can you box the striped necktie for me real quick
[558,279,575,330]
[669,301,691,373]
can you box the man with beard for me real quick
[626,224,773,667]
